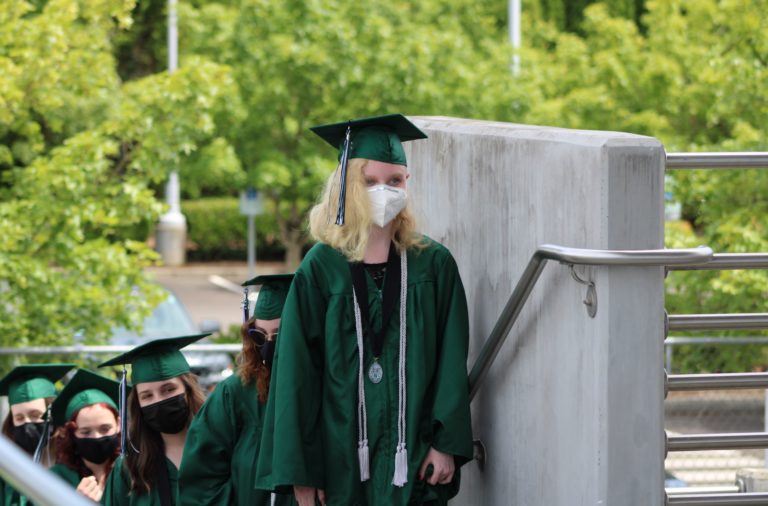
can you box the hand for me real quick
[293,485,326,506]
[418,447,455,486]
[76,475,104,502]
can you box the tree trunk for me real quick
[274,197,306,270]
[284,237,303,270]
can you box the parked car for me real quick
[665,470,687,488]
[109,287,233,389]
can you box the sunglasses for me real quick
[247,327,278,347]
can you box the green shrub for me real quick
[183,197,285,261]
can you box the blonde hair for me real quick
[308,158,424,261]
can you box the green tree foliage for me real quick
[528,0,644,33]
[0,0,239,369]
[175,0,516,266]
[516,0,767,372]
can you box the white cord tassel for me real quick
[392,251,409,487]
[353,291,370,482]
[358,439,370,481]
[393,443,408,486]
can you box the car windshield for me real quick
[111,293,198,344]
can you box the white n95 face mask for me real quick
[367,184,407,227]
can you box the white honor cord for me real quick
[353,290,370,481]
[392,249,408,487]
[353,248,409,486]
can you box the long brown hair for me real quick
[123,373,205,494]
[237,318,271,404]
[1,414,13,440]
[52,403,120,477]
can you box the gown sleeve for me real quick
[430,251,474,465]
[101,456,128,506]
[177,379,239,506]
[48,464,80,488]
[255,270,326,493]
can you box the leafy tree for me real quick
[0,0,240,370]
[177,0,516,266]
[517,0,768,372]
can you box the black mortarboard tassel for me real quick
[335,124,352,226]
[118,366,127,456]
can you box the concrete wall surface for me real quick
[405,117,666,506]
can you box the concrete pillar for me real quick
[736,468,768,492]
[406,117,666,506]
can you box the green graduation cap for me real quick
[310,113,428,167]
[97,334,210,384]
[310,114,427,226]
[51,369,126,427]
[0,364,75,406]
[242,273,294,320]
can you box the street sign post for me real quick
[240,188,264,278]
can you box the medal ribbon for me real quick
[349,242,401,358]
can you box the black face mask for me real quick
[74,434,119,464]
[261,340,276,369]
[140,394,189,434]
[12,422,44,454]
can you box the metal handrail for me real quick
[668,314,768,331]
[666,432,768,452]
[0,435,93,506]
[667,372,768,391]
[0,344,242,355]
[468,244,714,400]
[666,486,741,496]
[665,337,768,372]
[668,253,768,271]
[667,336,768,345]
[667,493,768,505]
[666,152,768,169]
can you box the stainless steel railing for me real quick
[660,159,768,505]
[667,433,768,452]
[468,244,714,400]
[668,254,768,271]
[667,373,768,391]
[665,337,768,372]
[666,152,768,169]
[668,314,768,331]
[0,434,93,506]
[667,493,768,505]
[0,344,242,355]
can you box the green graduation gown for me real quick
[256,239,473,506]
[1,476,32,506]
[49,464,80,488]
[101,456,178,506]
[178,374,293,506]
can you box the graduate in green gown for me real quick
[256,114,473,506]
[98,335,209,506]
[49,369,124,502]
[179,274,296,506]
[0,364,75,506]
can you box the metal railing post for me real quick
[0,435,93,506]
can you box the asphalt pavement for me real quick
[146,261,289,335]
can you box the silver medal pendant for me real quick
[368,361,383,384]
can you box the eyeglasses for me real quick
[247,328,277,347]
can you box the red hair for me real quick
[52,402,120,478]
[237,318,271,403]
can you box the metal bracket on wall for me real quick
[568,264,597,318]
[473,439,486,471]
